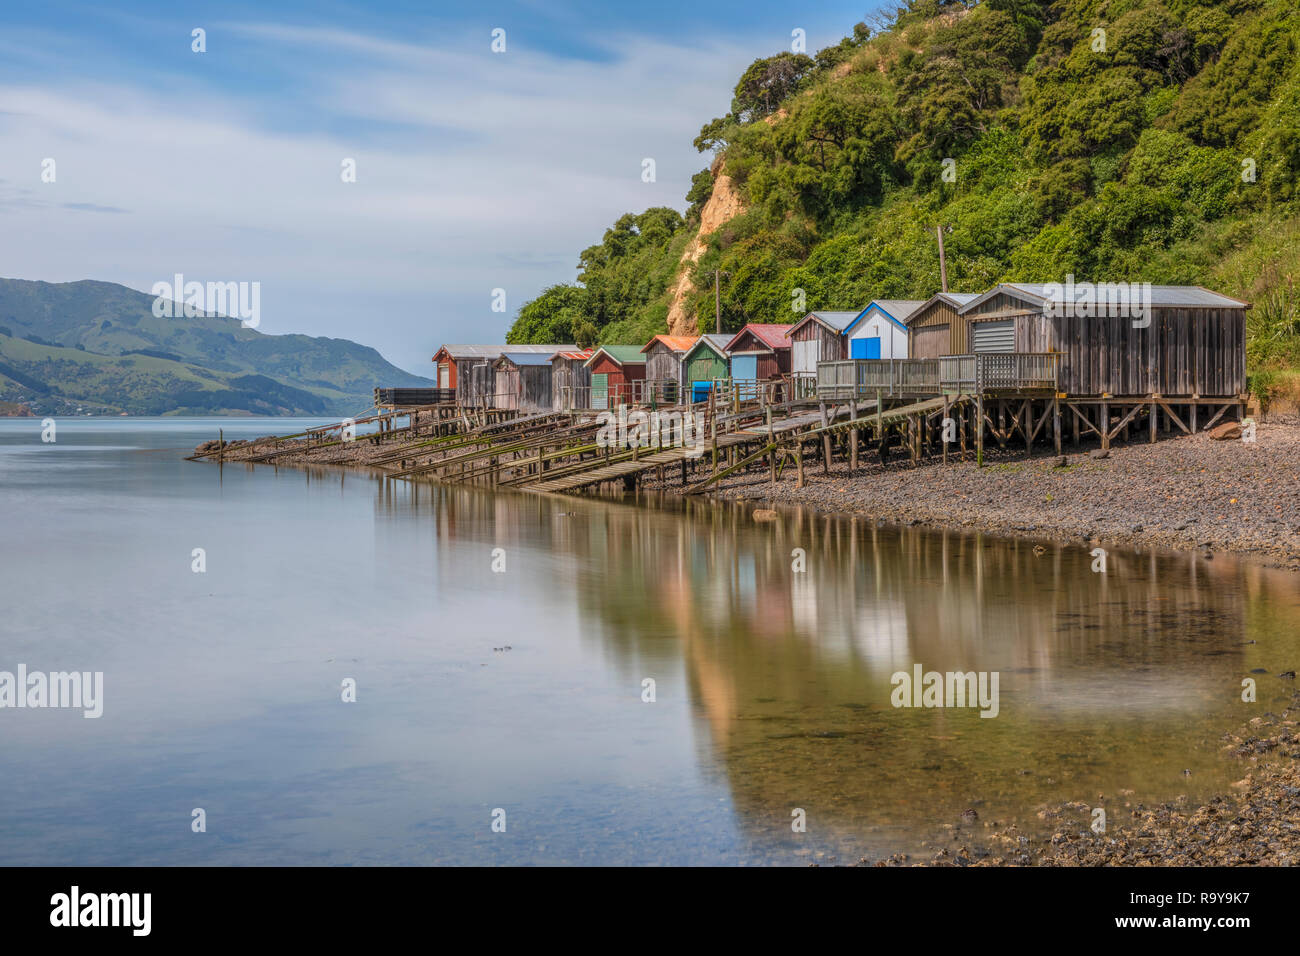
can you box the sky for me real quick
[0,1,882,375]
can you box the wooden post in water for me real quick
[975,393,984,467]
[795,440,804,489]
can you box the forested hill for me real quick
[0,278,433,416]
[508,0,1300,397]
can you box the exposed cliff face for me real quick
[665,160,745,335]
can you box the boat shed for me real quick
[785,311,860,376]
[958,283,1248,398]
[641,335,698,401]
[433,343,571,407]
[843,300,926,359]
[550,349,593,410]
[493,352,555,413]
[584,345,647,409]
[722,323,793,382]
[904,292,981,358]
[681,334,732,402]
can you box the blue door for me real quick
[851,337,882,359]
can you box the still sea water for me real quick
[2,417,1298,865]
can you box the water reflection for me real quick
[415,481,1297,859]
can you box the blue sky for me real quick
[0,1,881,374]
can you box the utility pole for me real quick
[936,226,950,294]
[712,269,730,334]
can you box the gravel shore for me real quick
[647,420,1300,568]
[861,689,1300,866]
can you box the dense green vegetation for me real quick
[509,0,1300,400]
[0,278,433,415]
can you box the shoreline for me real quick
[640,419,1300,570]
[195,418,1300,567]
[859,690,1300,867]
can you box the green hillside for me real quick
[509,0,1300,402]
[0,278,434,416]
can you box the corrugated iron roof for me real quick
[871,300,928,323]
[496,352,553,366]
[906,292,981,324]
[959,283,1249,314]
[845,299,928,334]
[550,349,594,362]
[641,334,698,353]
[584,344,648,367]
[724,323,793,352]
[434,343,573,361]
[785,311,863,337]
[683,334,732,360]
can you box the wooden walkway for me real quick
[523,431,755,494]
[519,404,854,495]
[684,394,969,494]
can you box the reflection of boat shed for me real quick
[493,352,555,413]
[550,349,593,410]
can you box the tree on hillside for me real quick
[731,53,815,122]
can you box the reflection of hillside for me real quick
[410,482,1297,856]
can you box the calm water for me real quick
[2,417,1298,865]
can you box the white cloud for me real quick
[0,23,759,372]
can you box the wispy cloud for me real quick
[0,10,832,372]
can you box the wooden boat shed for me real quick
[641,334,698,401]
[493,352,555,413]
[584,345,647,409]
[723,323,793,381]
[843,300,925,359]
[682,334,732,402]
[550,348,593,410]
[958,283,1249,398]
[433,343,571,407]
[786,311,861,376]
[905,292,981,358]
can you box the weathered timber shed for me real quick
[640,335,697,401]
[844,300,925,359]
[958,283,1249,398]
[682,334,732,401]
[433,344,571,406]
[785,311,860,375]
[584,345,647,409]
[493,352,554,413]
[905,292,981,358]
[722,323,793,382]
[550,349,593,410]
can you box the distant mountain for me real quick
[0,278,433,416]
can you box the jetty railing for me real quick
[818,353,1060,399]
[374,387,456,407]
